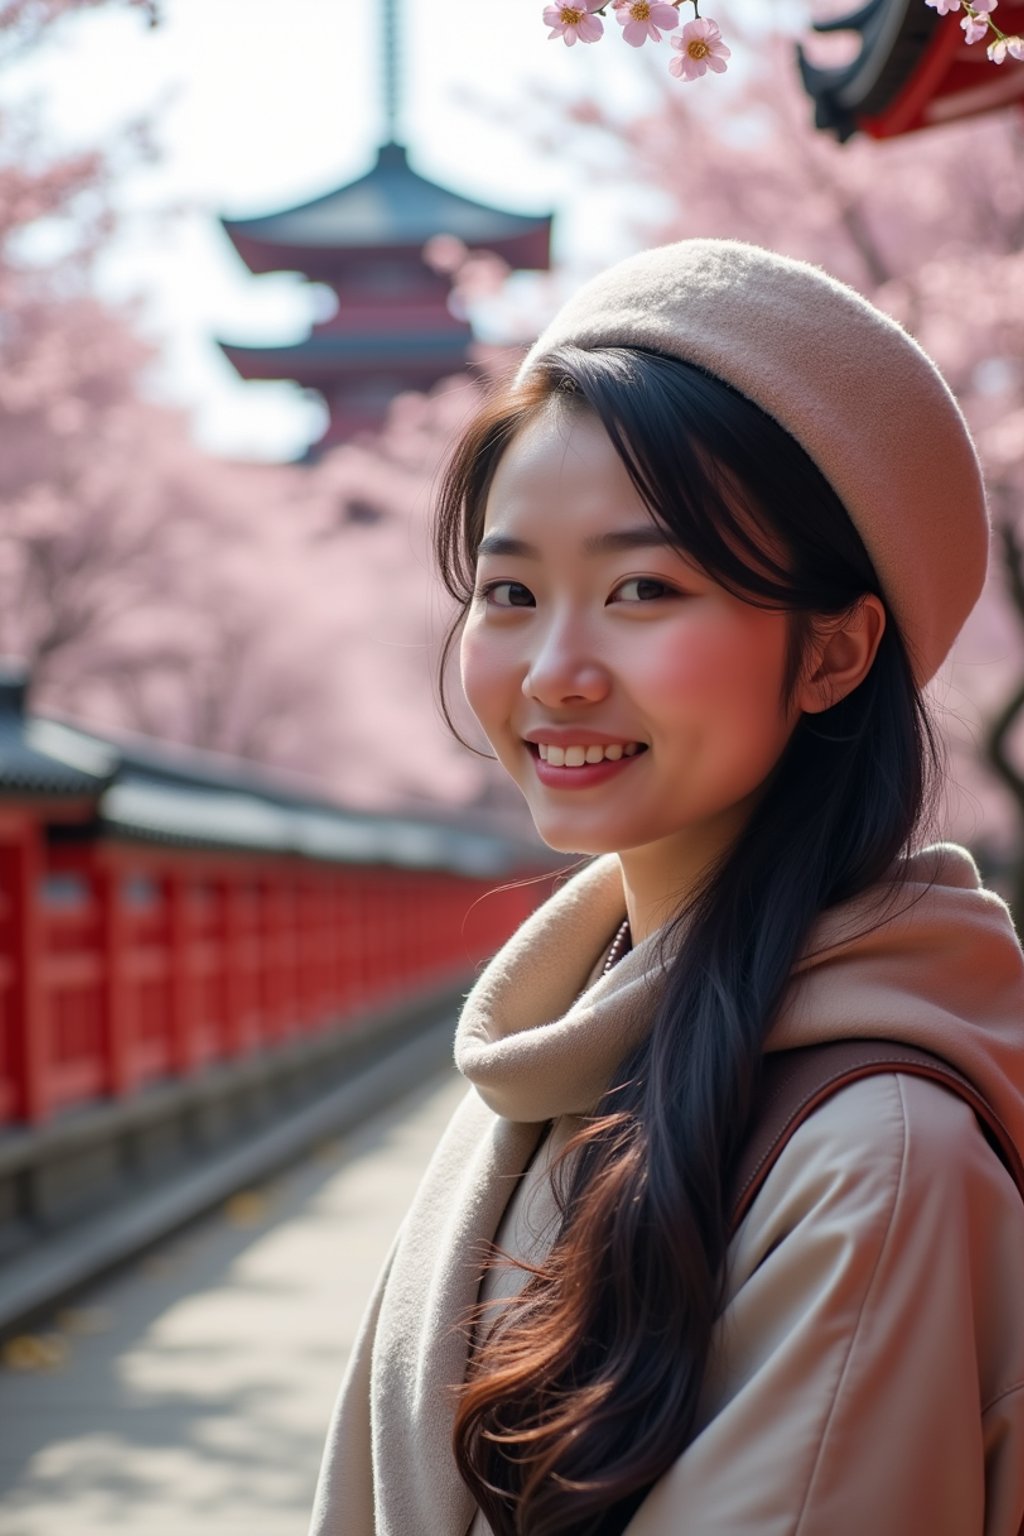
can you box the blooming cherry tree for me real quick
[0,0,520,812]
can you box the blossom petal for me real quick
[987,30,1024,57]
[544,0,605,42]
[961,13,990,40]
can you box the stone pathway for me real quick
[0,1067,467,1536]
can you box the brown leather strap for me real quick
[732,1040,1024,1230]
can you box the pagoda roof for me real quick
[222,142,552,275]
[218,327,474,384]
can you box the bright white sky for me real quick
[8,0,800,460]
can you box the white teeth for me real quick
[533,741,640,767]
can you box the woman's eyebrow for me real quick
[477,526,676,559]
[588,527,677,554]
[476,533,538,559]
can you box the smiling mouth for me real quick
[530,742,647,768]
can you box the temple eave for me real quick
[218,339,476,386]
[799,0,1024,139]
[222,224,551,280]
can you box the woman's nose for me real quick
[521,622,611,707]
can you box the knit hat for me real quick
[516,239,989,687]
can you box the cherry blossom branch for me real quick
[542,0,1023,77]
[542,1,730,81]
[925,0,1024,62]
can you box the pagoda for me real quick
[216,1,552,457]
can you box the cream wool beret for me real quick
[516,239,989,687]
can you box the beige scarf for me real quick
[309,842,1024,1536]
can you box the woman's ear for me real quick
[798,594,887,715]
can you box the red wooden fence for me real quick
[0,819,542,1129]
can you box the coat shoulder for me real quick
[751,1069,1022,1227]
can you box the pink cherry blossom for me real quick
[961,11,991,42]
[924,0,961,11]
[543,1,604,45]
[668,16,731,79]
[613,0,680,47]
[421,233,466,275]
[987,31,1024,58]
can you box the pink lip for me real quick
[522,728,641,748]
[529,745,648,790]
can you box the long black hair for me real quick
[435,345,944,1536]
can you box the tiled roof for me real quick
[223,142,550,254]
[220,330,471,379]
[0,675,116,798]
[0,667,540,872]
[94,775,525,873]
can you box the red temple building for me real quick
[799,0,1024,141]
[217,5,551,457]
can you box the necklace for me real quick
[602,917,632,976]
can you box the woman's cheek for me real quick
[458,619,488,728]
[642,622,788,767]
[639,628,728,709]
[460,618,514,747]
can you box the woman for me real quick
[309,240,1024,1535]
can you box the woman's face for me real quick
[460,404,810,873]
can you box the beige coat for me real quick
[309,844,1024,1535]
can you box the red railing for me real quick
[0,826,542,1128]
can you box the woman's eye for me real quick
[480,580,535,609]
[611,577,676,603]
